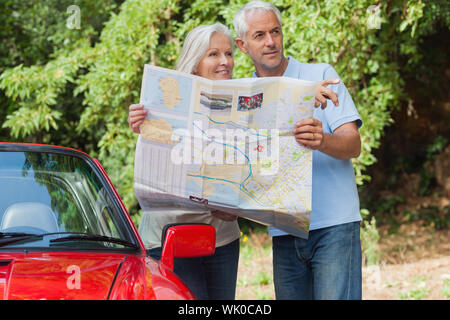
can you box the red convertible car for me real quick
[0,143,215,300]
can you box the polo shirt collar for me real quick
[251,56,297,78]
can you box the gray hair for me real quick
[176,23,234,74]
[233,1,282,40]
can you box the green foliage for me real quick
[398,277,431,300]
[425,135,449,161]
[0,0,116,70]
[404,204,450,230]
[0,0,448,220]
[418,135,449,195]
[361,216,381,265]
[0,0,121,149]
[375,195,405,215]
[251,271,272,286]
[442,278,450,298]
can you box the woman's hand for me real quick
[128,104,148,134]
[211,210,238,221]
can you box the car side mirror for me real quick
[160,224,216,271]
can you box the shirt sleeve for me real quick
[322,64,362,132]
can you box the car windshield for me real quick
[0,150,138,250]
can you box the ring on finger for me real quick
[312,133,315,140]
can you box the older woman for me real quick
[128,23,241,300]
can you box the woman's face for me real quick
[194,32,234,80]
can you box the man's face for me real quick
[236,10,285,75]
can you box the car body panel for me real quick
[0,251,196,300]
[0,252,124,300]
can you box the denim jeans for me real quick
[148,238,240,300]
[272,221,362,300]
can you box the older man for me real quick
[234,1,362,300]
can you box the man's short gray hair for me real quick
[233,1,282,40]
[176,23,234,74]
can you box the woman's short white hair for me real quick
[176,23,234,74]
[233,1,282,40]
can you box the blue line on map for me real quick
[187,118,271,206]
[191,121,253,181]
[193,112,269,138]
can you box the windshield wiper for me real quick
[0,232,38,238]
[0,232,42,247]
[50,233,138,248]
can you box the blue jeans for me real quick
[272,222,362,300]
[148,238,240,300]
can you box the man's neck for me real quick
[255,56,288,77]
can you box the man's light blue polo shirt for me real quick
[253,57,363,237]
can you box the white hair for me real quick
[176,23,234,74]
[233,1,282,40]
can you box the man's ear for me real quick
[235,38,248,54]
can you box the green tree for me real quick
[0,0,121,148]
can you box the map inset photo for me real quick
[237,92,263,111]
[199,90,233,117]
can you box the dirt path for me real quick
[363,256,449,300]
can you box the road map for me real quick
[134,64,317,238]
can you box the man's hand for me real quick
[211,210,238,221]
[293,118,324,150]
[128,104,148,134]
[315,78,340,109]
[294,118,361,159]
